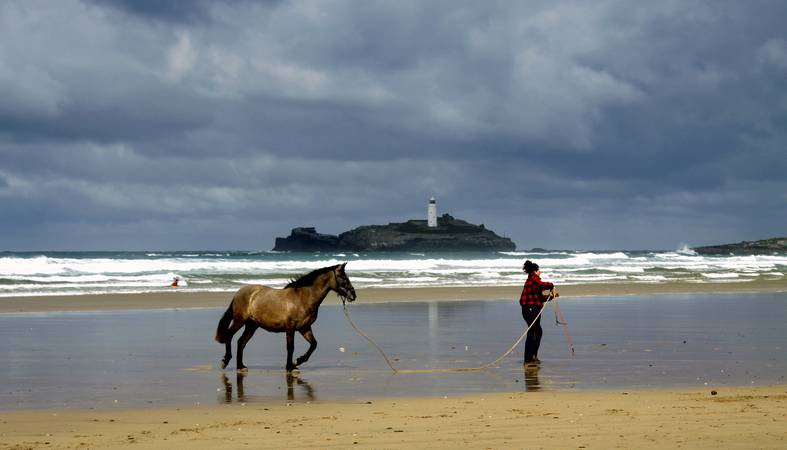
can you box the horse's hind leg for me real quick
[285,330,297,372]
[236,322,258,373]
[221,320,245,369]
[295,326,317,368]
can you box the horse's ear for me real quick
[340,262,347,270]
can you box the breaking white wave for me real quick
[0,250,785,297]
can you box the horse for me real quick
[214,263,356,372]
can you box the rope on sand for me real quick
[342,293,554,374]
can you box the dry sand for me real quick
[1,385,785,449]
[2,281,786,449]
[2,279,786,313]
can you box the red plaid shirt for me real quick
[519,273,554,306]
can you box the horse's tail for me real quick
[215,302,234,343]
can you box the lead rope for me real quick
[552,295,575,356]
[342,294,553,374]
[342,301,400,373]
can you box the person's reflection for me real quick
[523,363,541,391]
[286,372,315,402]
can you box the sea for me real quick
[1,248,786,297]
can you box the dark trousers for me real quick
[521,304,543,363]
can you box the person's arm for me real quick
[539,279,558,299]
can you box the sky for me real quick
[1,0,785,251]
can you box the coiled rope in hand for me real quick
[342,293,555,374]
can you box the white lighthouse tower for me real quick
[427,197,438,227]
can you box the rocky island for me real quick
[273,214,516,252]
[692,237,787,255]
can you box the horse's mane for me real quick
[285,264,340,289]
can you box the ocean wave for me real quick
[702,272,741,279]
[0,250,785,297]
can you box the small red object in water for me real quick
[171,279,179,287]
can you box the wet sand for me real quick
[3,293,786,411]
[2,283,787,449]
[2,386,786,449]
[2,278,786,313]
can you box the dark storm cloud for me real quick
[88,0,266,24]
[4,88,214,146]
[0,0,785,250]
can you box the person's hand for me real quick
[552,288,560,298]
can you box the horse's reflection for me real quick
[523,364,541,391]
[220,372,316,403]
[221,372,244,403]
[285,372,315,402]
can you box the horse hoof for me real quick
[220,360,229,369]
[238,366,249,374]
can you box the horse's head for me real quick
[333,262,356,303]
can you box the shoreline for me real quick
[1,279,786,313]
[2,385,785,449]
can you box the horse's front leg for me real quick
[236,322,258,373]
[295,326,317,368]
[285,330,296,372]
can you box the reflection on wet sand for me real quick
[524,364,541,391]
[220,373,243,403]
[2,293,787,410]
[221,372,316,403]
[286,373,316,402]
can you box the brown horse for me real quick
[215,263,356,372]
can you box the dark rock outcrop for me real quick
[273,227,339,252]
[692,237,787,255]
[273,214,516,252]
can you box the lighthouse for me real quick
[427,197,438,227]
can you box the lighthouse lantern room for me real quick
[427,197,438,227]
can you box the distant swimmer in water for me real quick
[519,260,558,365]
[171,276,180,287]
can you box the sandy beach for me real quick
[1,385,785,449]
[2,281,787,449]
